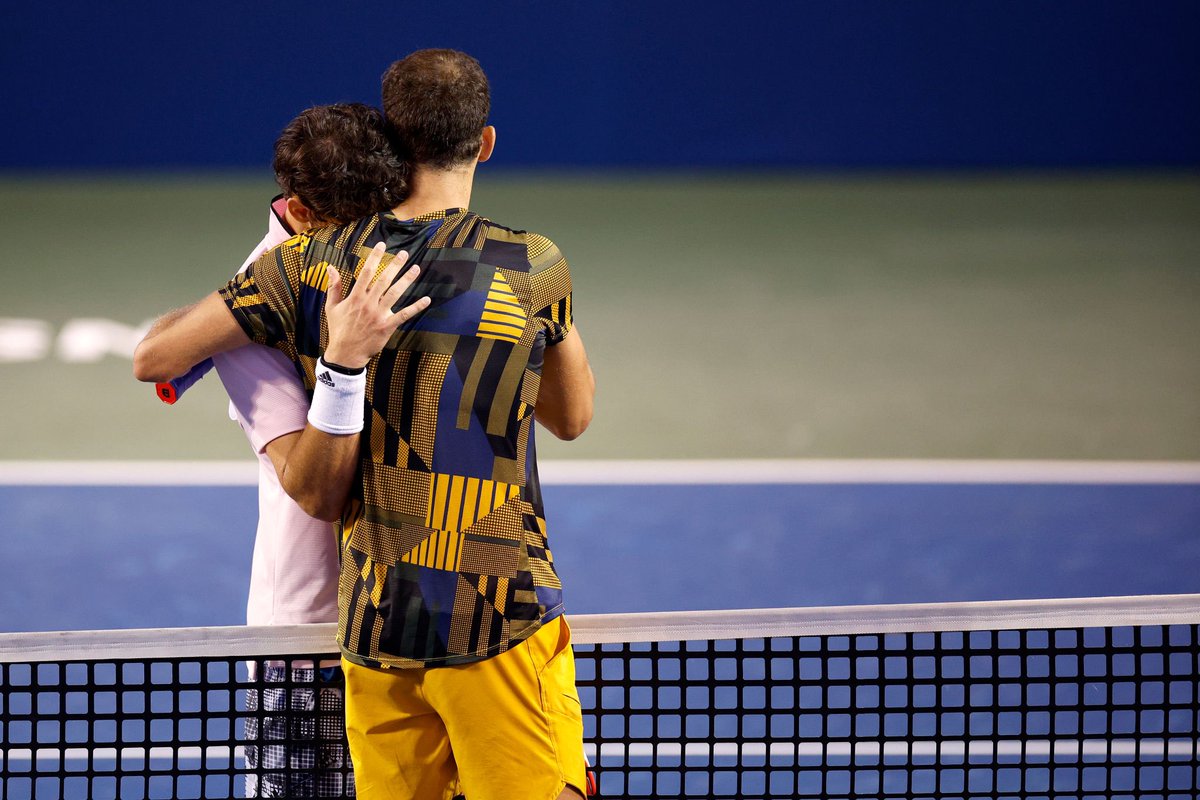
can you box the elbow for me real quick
[301,498,343,523]
[289,487,344,523]
[280,475,344,522]
[543,406,594,442]
[537,380,596,441]
[290,490,343,523]
[556,415,592,441]
[132,339,169,383]
[133,336,193,384]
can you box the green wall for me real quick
[1,173,1196,461]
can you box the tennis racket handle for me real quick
[155,359,214,405]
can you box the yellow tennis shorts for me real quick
[343,615,587,800]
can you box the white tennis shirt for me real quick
[211,199,339,626]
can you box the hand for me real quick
[323,242,430,368]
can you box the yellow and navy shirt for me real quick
[219,208,573,668]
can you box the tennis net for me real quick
[1,594,1197,799]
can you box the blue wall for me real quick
[3,0,1197,170]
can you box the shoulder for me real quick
[471,215,546,244]
[472,217,565,267]
[523,231,563,262]
[520,230,568,276]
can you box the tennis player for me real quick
[134,49,595,799]
[155,103,406,798]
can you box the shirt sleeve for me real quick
[218,237,303,351]
[212,226,310,453]
[526,233,573,346]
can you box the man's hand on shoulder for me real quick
[323,243,431,368]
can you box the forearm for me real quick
[133,292,250,382]
[133,305,200,382]
[536,328,595,441]
[142,304,194,341]
[267,428,359,522]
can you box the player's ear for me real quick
[285,195,318,231]
[478,126,496,164]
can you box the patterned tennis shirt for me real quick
[219,208,574,669]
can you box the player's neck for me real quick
[391,163,475,221]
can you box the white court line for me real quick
[585,737,1199,764]
[6,738,1196,767]
[541,459,1200,485]
[0,460,257,485]
[1,459,1198,486]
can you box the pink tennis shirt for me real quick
[211,198,339,626]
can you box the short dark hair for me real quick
[380,49,490,169]
[272,103,408,224]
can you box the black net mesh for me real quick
[1,609,1197,799]
[0,655,352,799]
[574,624,1199,799]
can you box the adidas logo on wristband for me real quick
[308,360,366,435]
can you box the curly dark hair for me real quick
[381,49,490,169]
[272,103,408,224]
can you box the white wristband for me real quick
[308,358,366,435]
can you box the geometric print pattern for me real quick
[400,529,463,572]
[401,476,521,571]
[426,473,520,533]
[476,270,527,343]
[220,208,573,669]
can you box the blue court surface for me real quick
[1,461,1196,633]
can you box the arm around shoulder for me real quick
[536,327,595,441]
